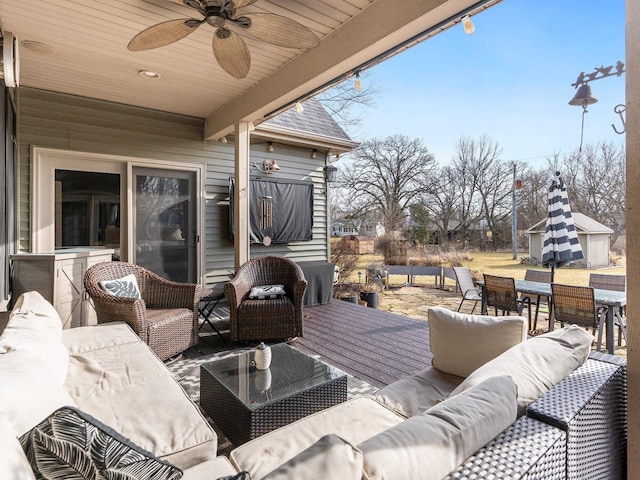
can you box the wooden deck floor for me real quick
[291,300,431,388]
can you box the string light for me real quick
[354,72,362,91]
[462,15,475,35]
[295,102,304,113]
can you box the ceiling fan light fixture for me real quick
[139,69,161,79]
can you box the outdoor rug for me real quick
[165,322,379,455]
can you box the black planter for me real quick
[341,294,359,304]
[360,292,380,308]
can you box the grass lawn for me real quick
[340,250,626,287]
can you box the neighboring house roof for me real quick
[264,98,351,142]
[525,212,614,234]
[253,98,360,154]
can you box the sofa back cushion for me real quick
[429,306,528,377]
[0,411,36,480]
[449,325,593,416]
[358,375,517,480]
[0,291,76,436]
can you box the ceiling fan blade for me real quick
[241,13,319,49]
[233,0,259,8]
[212,29,251,79]
[128,18,201,51]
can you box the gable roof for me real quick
[525,212,614,234]
[253,97,359,154]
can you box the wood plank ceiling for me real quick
[0,0,501,139]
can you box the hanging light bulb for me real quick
[295,102,304,113]
[354,72,362,91]
[462,15,475,35]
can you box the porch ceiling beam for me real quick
[204,0,477,141]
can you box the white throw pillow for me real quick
[429,306,528,378]
[449,325,594,416]
[99,274,141,299]
[359,375,518,480]
[248,284,286,300]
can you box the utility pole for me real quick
[512,162,520,260]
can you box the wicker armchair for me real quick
[224,256,308,342]
[84,262,201,361]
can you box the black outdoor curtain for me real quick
[541,172,584,280]
[228,177,314,244]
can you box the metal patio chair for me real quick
[453,267,482,314]
[589,273,627,346]
[483,274,532,329]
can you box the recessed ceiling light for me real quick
[21,40,54,55]
[139,70,161,79]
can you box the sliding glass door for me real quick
[132,167,197,283]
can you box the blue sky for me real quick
[350,0,626,168]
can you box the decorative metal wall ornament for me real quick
[569,61,626,150]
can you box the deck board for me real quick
[291,300,431,388]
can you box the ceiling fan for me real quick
[128,0,319,79]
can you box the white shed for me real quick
[525,212,613,268]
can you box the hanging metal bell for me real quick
[569,84,598,107]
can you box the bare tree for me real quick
[339,135,437,234]
[555,142,626,243]
[451,135,511,249]
[315,73,380,134]
[420,165,461,248]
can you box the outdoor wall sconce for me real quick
[311,149,317,159]
[323,165,338,183]
[254,159,280,174]
[268,142,274,152]
[569,61,626,150]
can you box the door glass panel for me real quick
[133,168,196,283]
[54,170,121,253]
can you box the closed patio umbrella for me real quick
[541,172,584,281]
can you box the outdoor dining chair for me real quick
[589,273,627,345]
[550,283,623,352]
[483,274,532,329]
[453,267,482,314]
[519,269,552,331]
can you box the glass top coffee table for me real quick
[200,343,347,445]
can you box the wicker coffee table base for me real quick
[200,367,347,446]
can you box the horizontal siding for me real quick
[18,88,330,289]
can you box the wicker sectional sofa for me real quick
[227,307,627,480]
[2,293,627,480]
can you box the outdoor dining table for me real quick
[478,279,626,354]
